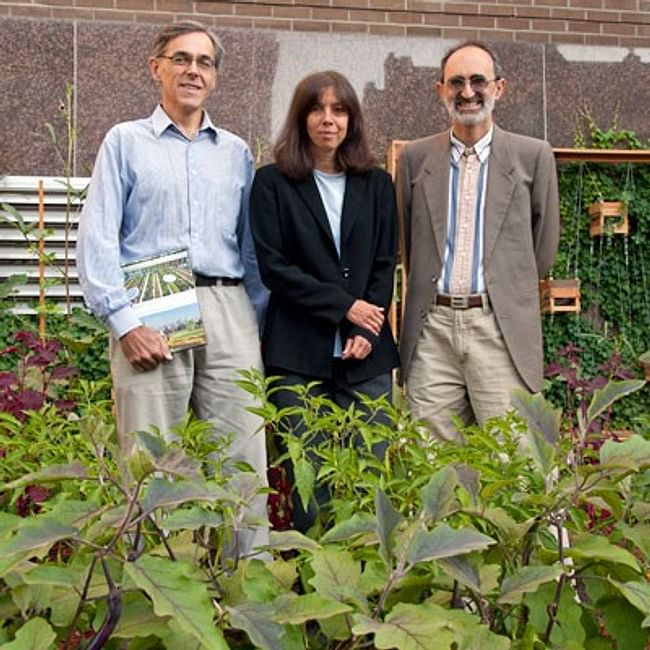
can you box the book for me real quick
[122,248,207,352]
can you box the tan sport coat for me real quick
[396,125,560,392]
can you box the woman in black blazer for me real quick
[250,71,399,532]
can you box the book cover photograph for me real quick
[122,249,207,352]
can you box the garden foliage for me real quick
[0,362,648,649]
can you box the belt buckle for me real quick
[450,295,470,309]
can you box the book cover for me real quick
[122,249,207,352]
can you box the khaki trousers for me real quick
[110,284,269,556]
[406,302,529,440]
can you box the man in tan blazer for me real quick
[396,41,560,439]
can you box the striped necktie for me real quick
[449,147,480,295]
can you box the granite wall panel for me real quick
[0,18,74,176]
[2,16,650,178]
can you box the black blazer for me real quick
[250,163,400,384]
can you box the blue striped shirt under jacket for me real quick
[438,128,492,295]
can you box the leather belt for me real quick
[194,273,241,287]
[435,293,488,309]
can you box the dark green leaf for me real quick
[407,524,495,565]
[420,466,458,522]
[498,565,564,604]
[376,489,402,565]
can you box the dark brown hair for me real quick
[150,21,225,70]
[274,70,375,180]
[439,40,503,82]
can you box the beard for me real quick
[444,92,496,126]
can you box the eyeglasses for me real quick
[157,52,216,71]
[445,75,499,93]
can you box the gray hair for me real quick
[439,40,503,81]
[150,21,225,69]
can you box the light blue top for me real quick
[439,127,492,295]
[77,105,267,338]
[313,168,346,357]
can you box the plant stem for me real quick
[63,554,97,650]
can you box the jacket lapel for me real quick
[483,125,516,267]
[422,133,452,263]
[295,176,339,256]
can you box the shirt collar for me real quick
[151,104,219,141]
[450,126,493,165]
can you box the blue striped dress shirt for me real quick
[438,128,492,295]
[77,105,267,338]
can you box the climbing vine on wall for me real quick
[543,112,649,430]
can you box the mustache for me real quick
[455,95,482,104]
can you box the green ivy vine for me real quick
[543,112,649,430]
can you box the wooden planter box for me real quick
[588,201,629,237]
[539,278,581,314]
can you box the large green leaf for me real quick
[523,582,585,647]
[48,499,101,528]
[600,435,650,470]
[162,507,224,531]
[498,565,564,604]
[420,466,458,522]
[617,521,650,558]
[320,512,376,543]
[23,565,78,587]
[85,505,129,541]
[587,380,646,424]
[267,530,320,552]
[609,579,650,621]
[352,607,454,649]
[240,559,284,603]
[566,533,641,572]
[406,524,495,565]
[0,514,20,539]
[0,617,56,649]
[129,431,202,480]
[599,596,647,650]
[376,489,402,565]
[524,429,556,481]
[309,548,366,610]
[107,592,171,638]
[272,592,353,624]
[227,601,286,650]
[141,478,233,514]
[437,555,480,592]
[352,602,510,650]
[0,463,90,491]
[511,389,560,445]
[123,554,228,649]
[0,517,77,559]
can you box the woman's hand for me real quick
[346,299,384,336]
[342,335,372,360]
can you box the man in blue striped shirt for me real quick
[77,21,269,556]
[397,41,560,439]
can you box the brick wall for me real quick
[1,0,649,47]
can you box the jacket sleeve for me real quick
[395,143,413,277]
[250,167,356,325]
[348,171,398,346]
[531,142,560,278]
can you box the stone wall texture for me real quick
[2,0,650,176]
